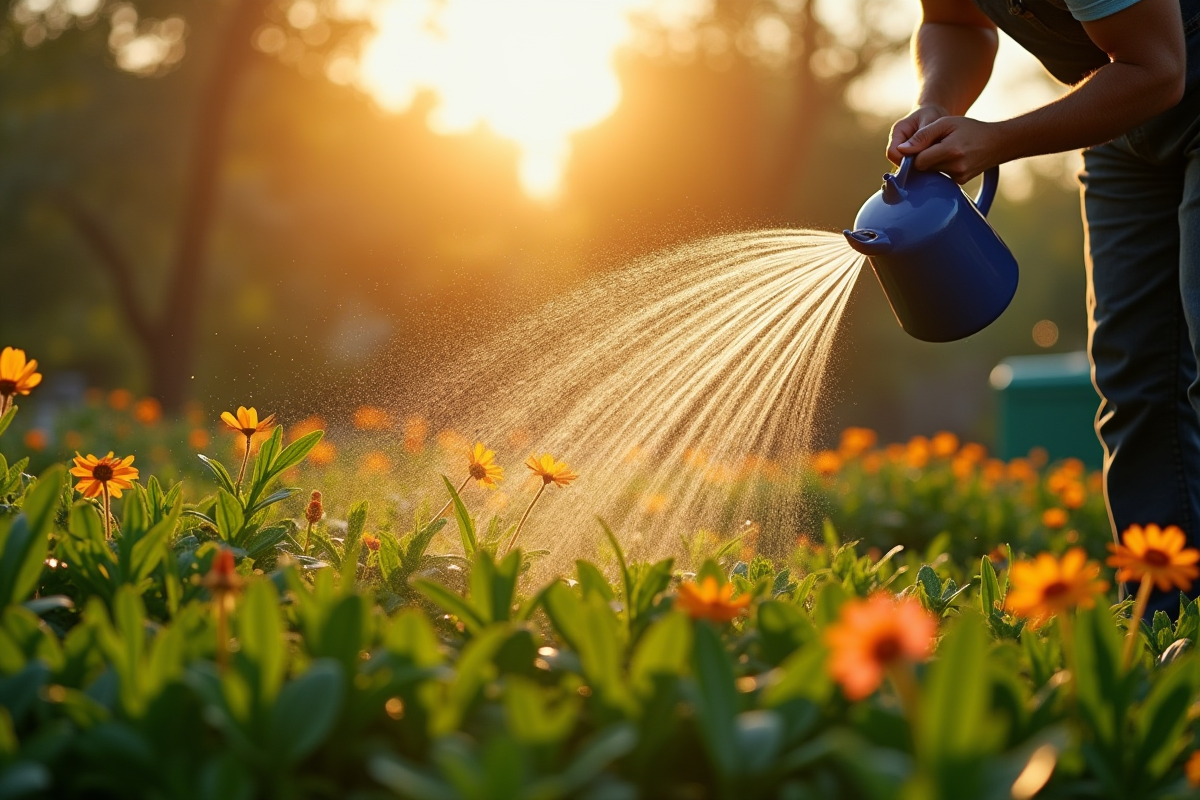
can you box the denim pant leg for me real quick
[1082,141,1200,615]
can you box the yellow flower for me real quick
[0,347,42,404]
[1107,524,1200,593]
[675,576,751,622]
[468,442,504,488]
[71,452,139,499]
[526,453,578,487]
[220,406,276,437]
[1005,548,1109,628]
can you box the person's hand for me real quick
[887,104,950,165]
[895,116,1006,184]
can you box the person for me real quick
[889,0,1197,613]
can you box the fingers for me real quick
[897,117,953,155]
[887,116,922,164]
[912,142,978,184]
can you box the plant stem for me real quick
[431,475,473,522]
[505,483,545,555]
[101,485,112,540]
[303,521,313,554]
[235,433,251,494]
[215,597,229,673]
[1122,577,1154,669]
[887,661,921,730]
[0,395,10,416]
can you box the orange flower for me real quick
[982,458,1006,485]
[468,442,504,488]
[812,450,842,476]
[931,431,959,458]
[23,429,47,451]
[63,431,84,450]
[133,397,162,424]
[353,405,390,430]
[1007,458,1037,484]
[188,429,211,449]
[905,436,930,469]
[71,452,139,499]
[203,549,244,598]
[1187,750,1200,787]
[1005,548,1109,628]
[360,451,392,474]
[288,415,326,442]
[0,347,42,408]
[1042,508,1069,530]
[675,576,751,622]
[404,416,428,453]
[362,534,382,552]
[1061,483,1087,510]
[1107,524,1200,592]
[959,442,987,463]
[108,388,133,411]
[308,440,336,466]
[825,594,936,701]
[838,427,877,458]
[640,493,668,514]
[220,406,276,437]
[862,452,884,474]
[526,453,578,487]
[1028,447,1050,468]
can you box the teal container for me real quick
[990,351,1103,468]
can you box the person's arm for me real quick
[886,0,999,165]
[897,0,1186,183]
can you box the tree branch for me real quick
[52,191,156,345]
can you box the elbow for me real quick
[1147,57,1186,113]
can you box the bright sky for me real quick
[357,0,1074,201]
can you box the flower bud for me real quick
[305,490,324,524]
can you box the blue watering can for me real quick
[843,156,1018,343]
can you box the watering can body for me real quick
[844,157,1018,343]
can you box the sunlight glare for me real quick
[359,0,684,200]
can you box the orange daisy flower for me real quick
[1187,750,1200,787]
[1107,524,1199,592]
[675,576,751,622]
[825,593,936,701]
[220,406,276,437]
[468,442,504,488]
[0,347,42,413]
[1005,548,1109,628]
[812,450,842,476]
[71,452,139,499]
[526,453,578,487]
[1041,508,1069,530]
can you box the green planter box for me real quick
[989,351,1103,468]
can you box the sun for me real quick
[359,0,667,201]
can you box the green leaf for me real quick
[197,454,237,496]
[404,518,447,571]
[1134,659,1195,781]
[756,600,815,666]
[629,612,692,698]
[692,621,740,780]
[0,406,16,439]
[0,465,64,604]
[576,560,615,602]
[918,614,993,772]
[344,501,368,556]
[598,517,631,611]
[268,659,344,765]
[245,488,297,518]
[129,496,181,582]
[979,556,1001,615]
[916,565,942,604]
[250,428,284,493]
[442,476,476,556]
[214,489,245,544]
[239,580,285,703]
[1073,605,1130,750]
[268,430,323,478]
[412,579,486,633]
[244,524,291,560]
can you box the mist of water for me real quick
[430,228,865,570]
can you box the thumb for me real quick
[898,118,952,152]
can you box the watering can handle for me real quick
[896,157,1000,217]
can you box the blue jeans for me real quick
[1081,19,1200,615]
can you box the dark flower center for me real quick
[1041,580,1071,600]
[872,634,902,663]
[0,379,15,396]
[469,463,487,480]
[92,464,114,482]
[1144,548,1170,567]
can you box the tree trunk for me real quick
[149,0,270,409]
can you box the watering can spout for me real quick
[843,228,892,257]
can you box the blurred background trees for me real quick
[0,0,1084,445]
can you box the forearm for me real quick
[912,21,998,115]
[994,61,1185,162]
